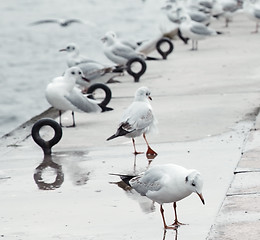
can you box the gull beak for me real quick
[82,76,90,82]
[197,192,205,205]
[148,96,152,101]
[59,48,66,52]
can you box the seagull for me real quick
[59,43,122,88]
[45,66,109,127]
[243,0,260,33]
[112,163,205,229]
[30,18,95,27]
[101,31,159,66]
[212,0,240,27]
[179,14,222,50]
[59,43,97,67]
[107,86,157,157]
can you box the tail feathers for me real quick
[112,65,126,73]
[145,56,161,61]
[109,173,136,186]
[98,104,113,112]
[106,124,133,141]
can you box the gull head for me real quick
[64,66,89,83]
[185,170,205,205]
[101,31,117,45]
[134,86,152,102]
[59,43,79,54]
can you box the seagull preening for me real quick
[45,67,111,127]
[30,18,95,27]
[112,163,205,229]
[107,86,157,157]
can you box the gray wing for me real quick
[191,24,213,36]
[112,44,140,59]
[130,170,163,196]
[78,62,109,80]
[65,88,101,113]
[189,12,208,23]
[30,19,58,25]
[254,8,260,19]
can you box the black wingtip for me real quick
[145,56,161,61]
[106,134,117,141]
[109,173,136,186]
[98,104,113,112]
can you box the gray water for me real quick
[0,0,163,137]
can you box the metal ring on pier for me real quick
[156,38,174,60]
[31,118,62,155]
[126,57,147,82]
[87,83,112,106]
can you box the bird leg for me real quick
[59,110,63,127]
[71,111,76,127]
[171,202,185,226]
[143,133,157,157]
[160,205,177,230]
[132,138,144,155]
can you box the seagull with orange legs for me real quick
[107,86,157,157]
[111,163,205,229]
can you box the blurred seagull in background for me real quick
[30,18,95,27]
[45,67,105,127]
[107,86,157,157]
[243,0,260,33]
[112,163,205,229]
[211,0,240,27]
[179,14,222,50]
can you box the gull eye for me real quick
[78,71,82,75]
[72,47,75,50]
[191,182,196,187]
[67,46,70,50]
[71,71,75,75]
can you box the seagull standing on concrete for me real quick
[45,67,102,127]
[179,14,221,50]
[107,86,157,157]
[243,0,260,33]
[113,163,205,229]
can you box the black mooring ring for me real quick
[31,118,62,155]
[126,57,147,82]
[86,83,112,106]
[156,38,174,60]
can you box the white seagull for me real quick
[45,67,103,127]
[113,163,205,229]
[243,0,260,33]
[101,31,147,66]
[30,18,95,27]
[59,43,122,88]
[179,14,222,50]
[107,86,157,157]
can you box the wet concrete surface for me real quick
[1,13,260,239]
[0,120,255,240]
